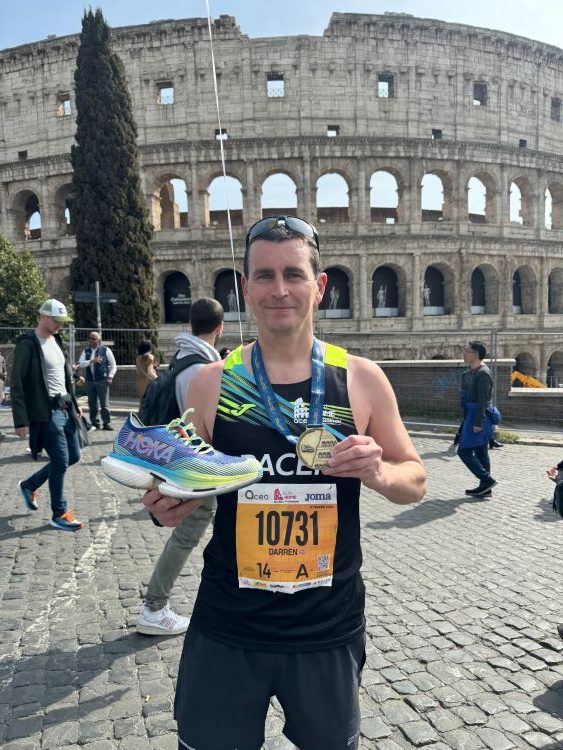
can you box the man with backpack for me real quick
[136,297,224,635]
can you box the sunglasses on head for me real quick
[245,216,320,251]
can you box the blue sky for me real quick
[1,0,561,51]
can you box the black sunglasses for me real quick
[245,216,320,251]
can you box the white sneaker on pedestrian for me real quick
[136,604,190,636]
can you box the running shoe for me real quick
[19,481,39,511]
[136,604,190,636]
[50,510,82,531]
[101,409,263,499]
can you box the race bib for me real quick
[236,483,338,594]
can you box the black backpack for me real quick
[553,461,563,518]
[138,352,208,426]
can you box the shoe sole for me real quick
[136,622,190,636]
[101,455,262,500]
[50,521,82,531]
[19,481,38,511]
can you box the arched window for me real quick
[546,183,563,230]
[153,177,188,231]
[318,268,350,318]
[512,266,536,314]
[471,268,486,313]
[510,179,533,226]
[548,269,563,313]
[421,174,444,222]
[207,176,244,227]
[468,177,487,223]
[215,270,246,321]
[316,173,349,223]
[423,266,445,314]
[163,272,191,324]
[514,353,537,382]
[510,182,523,224]
[370,171,399,224]
[372,266,399,317]
[261,173,297,217]
[547,351,563,387]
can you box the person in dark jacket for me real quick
[457,341,497,497]
[11,299,82,530]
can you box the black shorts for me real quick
[175,627,366,750]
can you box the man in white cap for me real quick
[10,299,82,531]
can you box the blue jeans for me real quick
[458,443,491,482]
[23,409,81,519]
[87,380,111,427]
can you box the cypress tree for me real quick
[70,9,159,340]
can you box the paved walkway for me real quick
[1,406,563,749]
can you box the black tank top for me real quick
[190,342,365,652]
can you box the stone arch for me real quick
[510,176,534,226]
[548,268,563,313]
[206,176,244,228]
[423,263,455,314]
[318,266,351,318]
[545,181,563,229]
[421,170,453,222]
[513,352,538,380]
[215,269,246,320]
[151,174,189,231]
[53,183,75,236]
[260,172,297,217]
[372,264,404,317]
[12,189,41,240]
[466,171,497,224]
[163,271,191,324]
[547,351,563,387]
[316,172,349,223]
[470,263,499,314]
[370,170,399,224]
[512,265,537,314]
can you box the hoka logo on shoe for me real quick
[122,430,176,464]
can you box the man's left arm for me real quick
[323,357,426,505]
[472,369,492,430]
[106,348,117,381]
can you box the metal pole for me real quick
[491,329,498,404]
[95,280,102,334]
[69,324,76,365]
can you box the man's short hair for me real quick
[89,331,101,341]
[190,298,224,335]
[243,227,321,277]
[467,340,486,360]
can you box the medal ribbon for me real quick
[251,338,325,445]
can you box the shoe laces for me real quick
[165,409,213,455]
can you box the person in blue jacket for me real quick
[457,341,498,497]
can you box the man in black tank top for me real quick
[143,217,426,750]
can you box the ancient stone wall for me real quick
[1,13,563,380]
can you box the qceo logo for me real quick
[122,431,176,464]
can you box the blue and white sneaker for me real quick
[19,481,39,511]
[101,409,263,500]
[50,511,82,531]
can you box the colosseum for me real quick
[1,12,563,382]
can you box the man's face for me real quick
[463,346,478,366]
[242,238,326,334]
[40,315,63,335]
[89,335,100,347]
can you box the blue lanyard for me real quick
[251,338,325,445]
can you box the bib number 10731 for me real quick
[255,509,319,547]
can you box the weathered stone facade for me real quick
[1,13,563,380]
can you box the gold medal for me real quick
[296,427,338,470]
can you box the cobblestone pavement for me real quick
[1,407,563,749]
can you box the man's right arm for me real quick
[11,341,31,431]
[78,349,91,368]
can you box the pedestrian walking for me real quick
[136,298,224,636]
[135,339,158,400]
[78,331,117,430]
[10,298,82,530]
[143,216,426,750]
[457,341,498,497]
